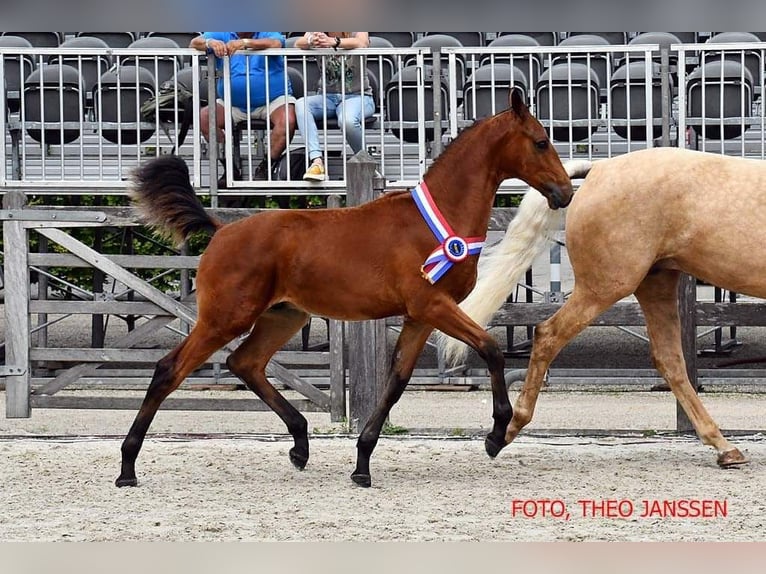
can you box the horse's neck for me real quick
[424,132,503,236]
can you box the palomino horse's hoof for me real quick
[717,448,749,468]
[484,434,505,459]
[289,447,308,470]
[351,472,372,488]
[115,476,138,488]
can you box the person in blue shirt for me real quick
[191,32,296,183]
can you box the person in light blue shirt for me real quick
[191,32,296,183]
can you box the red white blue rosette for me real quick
[411,182,485,284]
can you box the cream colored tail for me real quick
[438,160,592,364]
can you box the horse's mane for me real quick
[428,110,512,173]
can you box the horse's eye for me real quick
[535,140,548,151]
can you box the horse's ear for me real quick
[510,89,529,119]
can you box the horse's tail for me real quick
[129,155,222,247]
[438,159,593,365]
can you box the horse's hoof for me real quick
[289,447,308,470]
[717,448,749,468]
[115,476,138,488]
[351,472,372,488]
[485,434,505,459]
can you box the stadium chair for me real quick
[687,59,753,140]
[385,64,448,143]
[370,32,414,47]
[0,35,36,113]
[368,36,397,91]
[23,63,85,145]
[408,34,466,96]
[567,32,629,45]
[94,65,157,144]
[48,36,112,109]
[463,63,528,121]
[610,60,669,141]
[536,62,601,142]
[120,36,182,84]
[497,32,558,46]
[230,66,305,179]
[704,32,762,90]
[424,32,484,47]
[3,32,63,48]
[76,32,136,48]
[555,34,613,99]
[482,34,543,89]
[146,32,200,66]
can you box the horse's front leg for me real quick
[351,320,433,487]
[420,296,511,458]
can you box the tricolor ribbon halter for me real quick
[411,181,485,284]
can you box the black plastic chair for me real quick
[94,65,157,144]
[0,35,35,113]
[3,32,62,47]
[23,63,85,145]
[482,34,543,89]
[120,37,181,84]
[497,32,558,46]
[76,32,136,48]
[385,64,448,143]
[369,32,414,47]
[463,63,528,121]
[687,59,754,140]
[48,36,112,108]
[536,62,601,142]
[555,34,613,99]
[424,32,483,47]
[610,60,669,141]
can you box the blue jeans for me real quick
[295,93,375,160]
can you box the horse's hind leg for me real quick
[226,305,312,469]
[116,327,234,487]
[506,287,616,445]
[351,319,433,487]
[634,270,748,467]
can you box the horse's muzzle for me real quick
[544,183,574,209]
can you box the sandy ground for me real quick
[1,390,765,542]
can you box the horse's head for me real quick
[501,90,573,209]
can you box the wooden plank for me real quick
[37,227,198,325]
[30,395,325,412]
[327,195,347,423]
[35,313,182,396]
[696,301,766,326]
[264,361,331,410]
[31,347,330,366]
[28,253,201,269]
[345,152,387,432]
[30,300,175,315]
[2,190,31,417]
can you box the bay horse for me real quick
[115,90,573,488]
[441,146,757,468]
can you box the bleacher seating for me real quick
[0,35,35,113]
[23,63,84,145]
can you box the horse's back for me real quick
[568,147,766,297]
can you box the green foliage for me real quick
[381,422,409,435]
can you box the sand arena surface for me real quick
[1,391,764,542]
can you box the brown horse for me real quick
[115,91,573,488]
[442,147,755,468]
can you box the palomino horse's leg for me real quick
[634,270,748,467]
[225,305,312,469]
[115,327,236,487]
[351,319,433,487]
[414,295,511,459]
[506,288,615,445]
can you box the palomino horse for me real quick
[116,91,573,488]
[442,146,755,468]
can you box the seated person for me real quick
[293,32,374,181]
[191,32,296,185]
